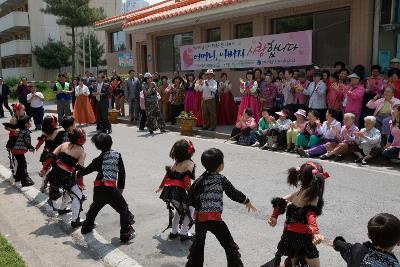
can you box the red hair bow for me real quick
[186,139,194,155]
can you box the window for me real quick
[273,15,313,34]
[235,23,253,39]
[272,8,350,66]
[156,32,193,72]
[207,27,221,42]
[110,31,126,52]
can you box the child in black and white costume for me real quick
[156,139,196,241]
[78,133,135,242]
[333,213,400,266]
[266,161,329,267]
[186,148,256,267]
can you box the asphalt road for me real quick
[0,114,399,267]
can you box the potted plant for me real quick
[108,109,120,124]
[176,111,197,136]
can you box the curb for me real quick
[44,108,231,140]
[0,164,142,267]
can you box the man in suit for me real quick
[94,74,111,134]
[124,69,141,121]
[0,77,13,117]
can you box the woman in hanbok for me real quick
[194,72,205,127]
[217,73,237,125]
[184,73,196,113]
[73,78,96,125]
[237,70,261,122]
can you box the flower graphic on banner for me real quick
[182,47,194,67]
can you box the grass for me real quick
[0,233,27,267]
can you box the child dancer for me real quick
[186,148,256,267]
[39,128,86,227]
[11,115,35,187]
[156,139,196,241]
[266,161,329,267]
[78,133,135,242]
[333,213,400,266]
[36,115,68,192]
[286,109,306,152]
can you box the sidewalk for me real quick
[44,103,232,139]
[0,179,102,267]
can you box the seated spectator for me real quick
[298,109,342,158]
[383,105,400,161]
[251,108,272,147]
[265,109,291,150]
[353,116,382,165]
[286,109,306,152]
[295,110,321,149]
[367,87,400,139]
[231,108,257,145]
[320,113,359,161]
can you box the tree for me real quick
[78,33,107,73]
[41,0,105,77]
[32,38,71,72]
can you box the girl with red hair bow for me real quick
[265,161,329,267]
[156,139,196,241]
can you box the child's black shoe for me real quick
[168,232,179,239]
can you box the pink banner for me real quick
[180,30,312,70]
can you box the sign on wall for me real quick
[180,30,312,70]
[118,52,134,67]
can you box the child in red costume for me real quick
[266,161,329,267]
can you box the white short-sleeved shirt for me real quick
[27,92,44,108]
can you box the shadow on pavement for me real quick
[152,234,190,258]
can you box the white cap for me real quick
[144,72,153,78]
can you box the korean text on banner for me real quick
[180,30,312,70]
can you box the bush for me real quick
[5,77,20,99]
[35,82,55,102]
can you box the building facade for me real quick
[121,0,149,14]
[95,0,383,95]
[0,0,121,81]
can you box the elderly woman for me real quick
[367,87,400,139]
[383,105,400,161]
[295,110,321,149]
[231,108,257,145]
[320,113,359,161]
[168,76,185,125]
[142,73,165,134]
[343,73,365,125]
[298,109,342,158]
[353,116,382,165]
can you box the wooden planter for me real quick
[177,117,197,136]
[108,110,119,124]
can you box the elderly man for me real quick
[303,71,327,119]
[200,69,218,131]
[125,69,141,121]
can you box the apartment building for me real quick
[0,0,121,81]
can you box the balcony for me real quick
[2,66,32,79]
[1,39,30,57]
[0,11,29,34]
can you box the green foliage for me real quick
[36,83,55,102]
[41,0,105,28]
[32,38,71,71]
[5,77,20,99]
[0,233,27,267]
[78,33,106,68]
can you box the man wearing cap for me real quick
[0,77,13,117]
[125,69,141,121]
[390,58,400,70]
[200,69,218,130]
[53,73,72,122]
[343,73,365,124]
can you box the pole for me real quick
[89,27,92,73]
[83,29,86,73]
[372,0,381,65]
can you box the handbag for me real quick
[238,134,252,146]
